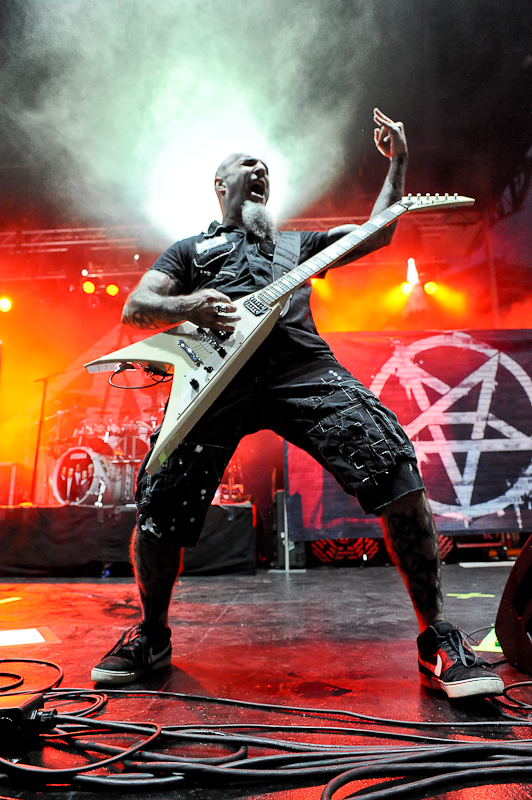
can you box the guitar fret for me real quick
[391,205,408,217]
[263,199,416,303]
[260,290,276,302]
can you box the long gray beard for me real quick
[241,200,277,243]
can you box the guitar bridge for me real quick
[178,339,202,366]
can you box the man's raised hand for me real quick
[373,108,408,159]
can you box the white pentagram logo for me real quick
[369,332,532,522]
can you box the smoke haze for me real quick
[0,0,383,237]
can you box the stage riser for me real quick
[0,505,256,577]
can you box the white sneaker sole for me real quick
[91,654,172,685]
[420,672,504,698]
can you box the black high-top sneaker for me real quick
[417,621,504,699]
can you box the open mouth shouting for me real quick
[249,180,267,203]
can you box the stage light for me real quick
[82,280,96,294]
[383,284,410,313]
[81,268,89,277]
[311,276,331,299]
[105,283,120,297]
[406,257,420,285]
[133,253,140,261]
[0,297,12,312]
[424,281,437,295]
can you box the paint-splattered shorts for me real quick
[135,348,424,546]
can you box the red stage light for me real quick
[82,280,96,295]
[0,297,12,312]
[105,284,120,297]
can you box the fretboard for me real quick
[257,199,412,307]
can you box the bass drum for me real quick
[53,447,122,506]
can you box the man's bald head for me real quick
[215,152,269,180]
[215,152,248,180]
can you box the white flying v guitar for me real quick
[85,193,474,474]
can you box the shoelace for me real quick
[440,628,489,668]
[103,625,143,658]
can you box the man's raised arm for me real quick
[326,107,408,264]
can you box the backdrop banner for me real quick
[286,330,532,541]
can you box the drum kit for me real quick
[47,403,249,509]
[51,420,153,507]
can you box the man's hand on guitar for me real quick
[373,108,407,160]
[181,289,240,332]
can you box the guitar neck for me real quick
[256,198,412,307]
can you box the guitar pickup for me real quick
[244,297,269,316]
[212,329,230,342]
[178,339,202,366]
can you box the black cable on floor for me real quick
[2,657,532,796]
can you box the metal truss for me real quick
[0,211,480,284]
[0,224,159,253]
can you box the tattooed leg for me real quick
[379,489,444,631]
[130,528,183,630]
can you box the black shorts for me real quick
[135,349,424,546]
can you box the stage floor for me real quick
[0,563,530,799]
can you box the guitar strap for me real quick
[271,230,301,317]
[271,230,301,280]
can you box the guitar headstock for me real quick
[402,193,475,211]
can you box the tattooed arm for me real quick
[326,108,407,267]
[121,270,240,332]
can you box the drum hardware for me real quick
[214,459,250,504]
[94,480,107,508]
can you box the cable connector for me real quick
[32,707,58,732]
